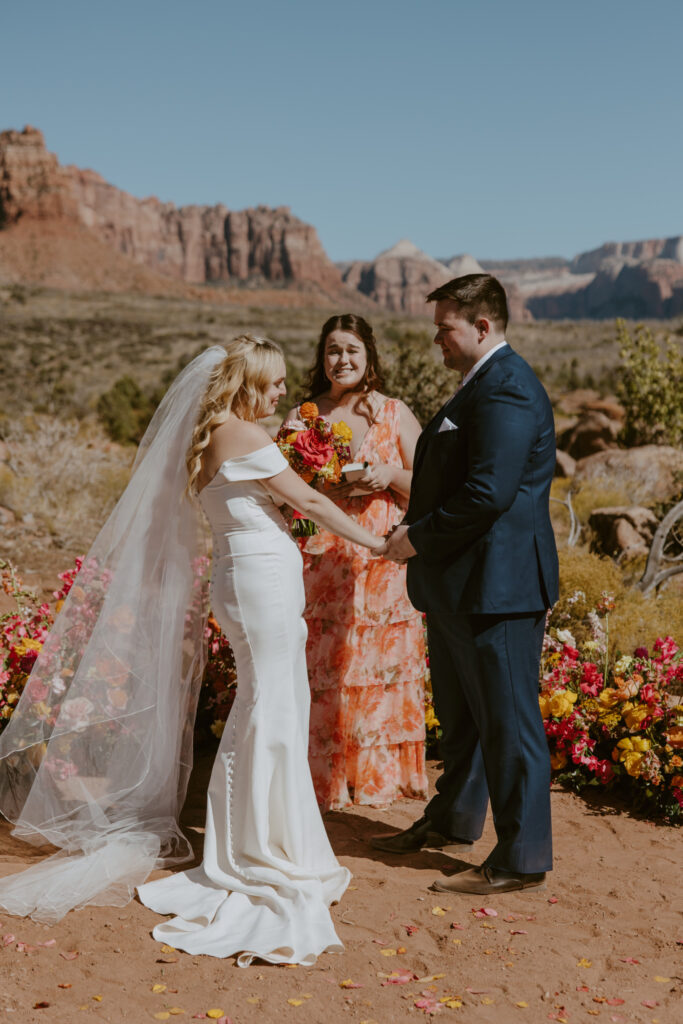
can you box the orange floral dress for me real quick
[300,398,429,811]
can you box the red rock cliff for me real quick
[0,126,342,292]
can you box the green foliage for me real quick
[382,329,453,425]
[96,376,160,444]
[615,319,683,447]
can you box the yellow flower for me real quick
[425,706,440,730]
[285,432,299,444]
[210,719,226,739]
[332,420,353,443]
[598,688,622,711]
[623,703,649,731]
[613,736,651,776]
[13,637,43,657]
[549,690,578,719]
[550,751,568,770]
[32,701,51,719]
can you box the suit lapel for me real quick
[412,345,514,479]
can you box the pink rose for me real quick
[293,429,334,470]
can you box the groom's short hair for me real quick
[427,274,508,331]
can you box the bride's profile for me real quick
[0,336,384,965]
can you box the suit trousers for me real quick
[425,610,552,874]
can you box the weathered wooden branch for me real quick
[550,490,581,547]
[638,498,683,595]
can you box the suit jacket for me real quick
[406,345,559,615]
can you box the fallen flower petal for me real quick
[515,1001,529,1008]
[577,958,592,968]
[404,924,419,936]
[653,976,670,982]
[33,1002,50,1009]
[60,951,79,960]
[380,948,397,956]
[606,997,625,1005]
[2,934,15,946]
[58,983,72,989]
[510,930,528,935]
[641,1000,658,1008]
[152,984,168,994]
[431,906,447,916]
[37,939,57,947]
[548,897,558,904]
[287,999,304,1006]
[339,979,363,989]
[207,1012,225,1020]
[620,957,640,964]
[154,1015,171,1022]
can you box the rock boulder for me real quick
[574,445,683,505]
[588,506,659,560]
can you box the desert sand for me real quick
[0,756,680,1024]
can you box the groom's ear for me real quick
[474,317,492,341]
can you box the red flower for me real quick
[292,429,334,470]
[580,662,603,696]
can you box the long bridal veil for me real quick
[0,345,226,924]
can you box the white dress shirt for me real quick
[459,340,508,391]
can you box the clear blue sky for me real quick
[2,0,682,263]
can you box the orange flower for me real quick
[665,726,683,750]
[299,402,319,422]
[671,774,683,788]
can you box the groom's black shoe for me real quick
[370,815,473,854]
[429,864,546,895]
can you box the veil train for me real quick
[0,346,226,924]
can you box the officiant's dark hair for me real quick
[427,274,508,331]
[304,314,386,410]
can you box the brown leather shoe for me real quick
[370,816,474,855]
[429,864,546,895]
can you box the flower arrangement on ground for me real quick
[275,402,352,536]
[541,591,683,822]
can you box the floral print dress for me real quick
[300,398,429,811]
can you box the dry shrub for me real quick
[1,415,131,550]
[571,480,632,524]
[610,584,683,659]
[551,549,624,641]
[551,548,683,663]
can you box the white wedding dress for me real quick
[137,443,350,965]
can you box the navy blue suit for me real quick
[406,344,559,873]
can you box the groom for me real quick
[376,274,559,895]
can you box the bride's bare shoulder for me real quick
[207,418,274,463]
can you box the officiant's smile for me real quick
[324,329,368,392]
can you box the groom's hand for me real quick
[378,524,417,563]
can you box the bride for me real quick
[0,337,384,965]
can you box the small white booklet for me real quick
[341,461,369,497]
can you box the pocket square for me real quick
[438,416,459,433]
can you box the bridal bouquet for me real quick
[275,402,352,536]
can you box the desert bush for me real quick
[549,548,683,663]
[382,329,453,425]
[96,376,158,444]
[615,320,683,447]
[0,415,131,551]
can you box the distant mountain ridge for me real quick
[0,126,342,295]
[1,126,682,319]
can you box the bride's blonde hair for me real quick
[186,334,284,494]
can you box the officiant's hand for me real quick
[378,524,417,564]
[354,462,395,493]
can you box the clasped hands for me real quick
[375,524,416,564]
